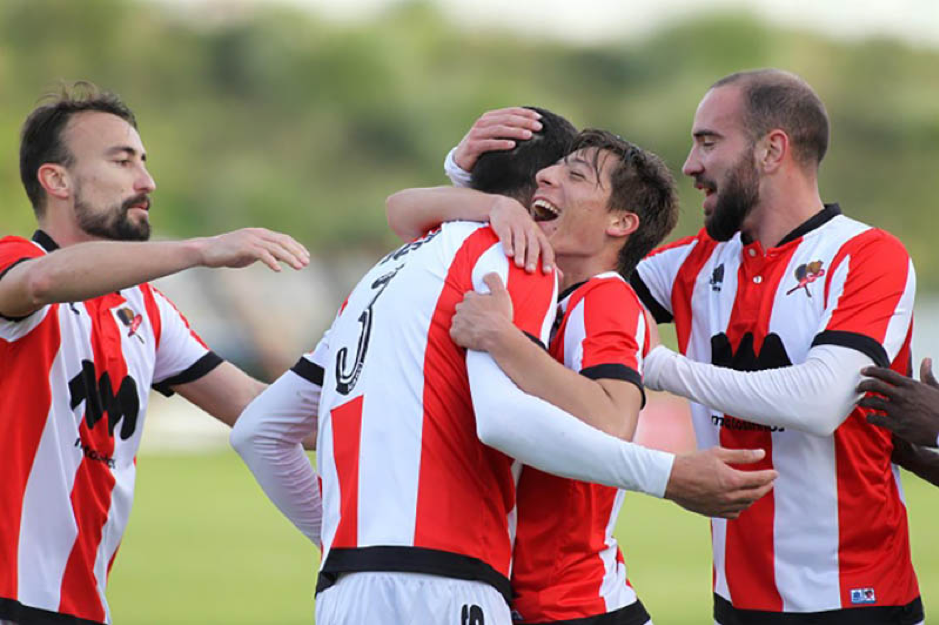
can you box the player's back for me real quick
[314,221,556,602]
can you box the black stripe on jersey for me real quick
[524,331,548,350]
[714,594,923,625]
[0,597,105,625]
[581,364,646,408]
[152,351,224,397]
[290,357,325,386]
[317,546,513,604]
[527,599,651,625]
[776,203,842,247]
[629,272,673,324]
[32,229,60,252]
[812,330,890,368]
[0,257,35,321]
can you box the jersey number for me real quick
[335,266,402,395]
[461,605,485,625]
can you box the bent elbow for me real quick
[229,410,258,455]
[385,192,414,240]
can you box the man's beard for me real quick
[704,153,760,242]
[75,191,151,242]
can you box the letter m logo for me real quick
[68,360,140,440]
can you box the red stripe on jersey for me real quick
[835,323,918,608]
[329,395,364,549]
[59,293,128,622]
[0,308,60,599]
[580,278,643,371]
[671,235,717,354]
[504,261,558,340]
[718,241,797,612]
[824,230,910,342]
[413,228,513,569]
[139,284,162,350]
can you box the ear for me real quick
[757,129,788,173]
[37,163,71,200]
[607,211,639,238]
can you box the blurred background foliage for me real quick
[1,0,938,286]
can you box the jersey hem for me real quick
[713,594,923,625]
[317,545,512,604]
[0,597,105,625]
[524,599,650,625]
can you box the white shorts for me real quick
[315,571,512,625]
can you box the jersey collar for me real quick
[776,203,842,247]
[32,230,60,252]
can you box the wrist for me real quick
[183,237,210,268]
[482,319,523,356]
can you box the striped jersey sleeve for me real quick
[147,286,221,395]
[291,327,331,387]
[0,236,45,322]
[631,234,701,324]
[814,229,916,367]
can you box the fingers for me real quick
[523,229,540,273]
[732,468,778,490]
[482,273,508,297]
[539,231,555,273]
[860,365,908,387]
[713,446,766,465]
[858,395,890,413]
[512,227,528,268]
[856,377,898,399]
[865,412,896,432]
[921,358,938,387]
[254,229,310,272]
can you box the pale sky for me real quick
[168,0,939,48]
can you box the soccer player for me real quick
[232,108,776,625]
[404,123,680,624]
[628,70,923,624]
[0,83,309,625]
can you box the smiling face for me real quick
[63,111,156,241]
[530,147,619,258]
[683,85,761,241]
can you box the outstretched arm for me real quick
[0,228,309,318]
[644,344,870,438]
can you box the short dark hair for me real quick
[569,129,679,278]
[470,106,578,204]
[19,81,137,216]
[711,69,829,169]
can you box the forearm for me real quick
[893,438,939,487]
[230,371,322,543]
[2,239,204,316]
[385,187,494,241]
[468,350,673,496]
[173,362,266,428]
[486,324,638,438]
[644,344,870,437]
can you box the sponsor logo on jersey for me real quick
[786,260,826,298]
[709,263,725,292]
[850,587,876,605]
[712,414,785,432]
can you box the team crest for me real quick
[786,260,826,297]
[115,307,145,343]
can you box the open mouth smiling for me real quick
[530,198,560,222]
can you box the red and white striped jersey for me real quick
[0,231,220,625]
[632,205,922,624]
[511,272,650,625]
[299,221,556,604]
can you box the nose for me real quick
[535,163,560,187]
[136,164,156,194]
[682,146,702,178]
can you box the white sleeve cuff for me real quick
[644,343,873,437]
[444,147,474,188]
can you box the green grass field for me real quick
[108,451,937,624]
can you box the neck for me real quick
[38,203,98,247]
[556,249,618,291]
[742,170,825,248]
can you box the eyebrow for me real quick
[692,129,722,140]
[106,146,147,161]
